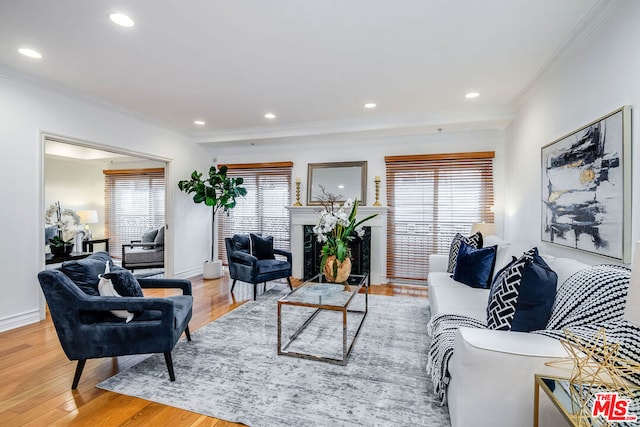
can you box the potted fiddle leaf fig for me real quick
[178,165,247,278]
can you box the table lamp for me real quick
[77,210,98,240]
[470,222,496,237]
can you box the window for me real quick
[218,162,292,263]
[104,168,165,259]
[385,152,494,284]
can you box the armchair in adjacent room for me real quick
[225,233,293,300]
[122,226,165,271]
[37,252,192,389]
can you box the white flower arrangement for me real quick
[312,195,376,269]
[45,201,81,243]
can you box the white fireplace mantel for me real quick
[286,205,388,284]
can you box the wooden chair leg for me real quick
[287,277,293,290]
[72,359,86,389]
[164,352,175,381]
[230,279,237,293]
[184,325,192,342]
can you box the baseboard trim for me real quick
[0,309,41,333]
[174,266,203,280]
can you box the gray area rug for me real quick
[98,285,450,427]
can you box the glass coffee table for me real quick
[277,273,369,365]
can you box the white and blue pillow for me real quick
[447,231,483,273]
[486,247,557,332]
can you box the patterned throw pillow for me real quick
[98,263,135,323]
[447,231,483,273]
[486,247,557,332]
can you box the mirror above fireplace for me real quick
[306,161,367,205]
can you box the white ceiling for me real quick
[0,0,603,144]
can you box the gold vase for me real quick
[323,256,352,283]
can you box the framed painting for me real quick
[541,106,631,262]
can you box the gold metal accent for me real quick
[544,328,640,426]
[293,180,302,206]
[372,176,381,206]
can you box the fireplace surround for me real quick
[287,206,387,284]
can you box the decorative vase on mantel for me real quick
[323,255,352,283]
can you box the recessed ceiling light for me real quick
[364,103,377,109]
[109,13,135,27]
[465,92,480,99]
[265,113,276,119]
[18,48,42,59]
[194,120,206,126]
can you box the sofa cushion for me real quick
[104,269,143,297]
[60,252,113,296]
[232,234,251,253]
[487,247,557,332]
[250,233,275,260]
[154,226,165,247]
[447,232,483,273]
[97,263,135,322]
[141,228,159,249]
[452,242,497,289]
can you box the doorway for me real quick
[43,135,170,272]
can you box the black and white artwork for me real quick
[541,107,631,262]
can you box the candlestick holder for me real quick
[293,181,302,206]
[373,177,382,206]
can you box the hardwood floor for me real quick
[0,274,426,426]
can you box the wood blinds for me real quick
[104,168,165,259]
[384,152,495,284]
[217,162,292,264]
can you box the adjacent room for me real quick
[2,1,640,426]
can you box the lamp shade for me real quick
[77,210,98,224]
[624,241,640,326]
[470,222,496,237]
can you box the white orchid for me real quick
[312,197,377,269]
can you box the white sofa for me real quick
[428,237,591,427]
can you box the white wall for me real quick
[505,1,640,265]
[208,127,507,259]
[0,75,212,331]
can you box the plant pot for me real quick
[203,259,223,279]
[323,256,351,283]
[50,243,74,257]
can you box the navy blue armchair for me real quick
[225,234,293,300]
[38,265,192,389]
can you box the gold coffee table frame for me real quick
[277,273,369,365]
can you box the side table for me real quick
[534,374,640,426]
[82,238,109,253]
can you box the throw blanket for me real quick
[426,265,639,405]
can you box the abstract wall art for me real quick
[541,106,631,262]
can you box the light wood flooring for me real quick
[0,274,427,426]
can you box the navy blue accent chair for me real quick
[37,265,193,389]
[225,234,293,300]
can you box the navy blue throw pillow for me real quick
[452,241,497,289]
[487,247,557,332]
[232,234,251,253]
[61,258,109,296]
[103,269,143,297]
[250,234,275,260]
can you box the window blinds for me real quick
[104,168,165,259]
[218,162,292,264]
[385,152,494,284]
